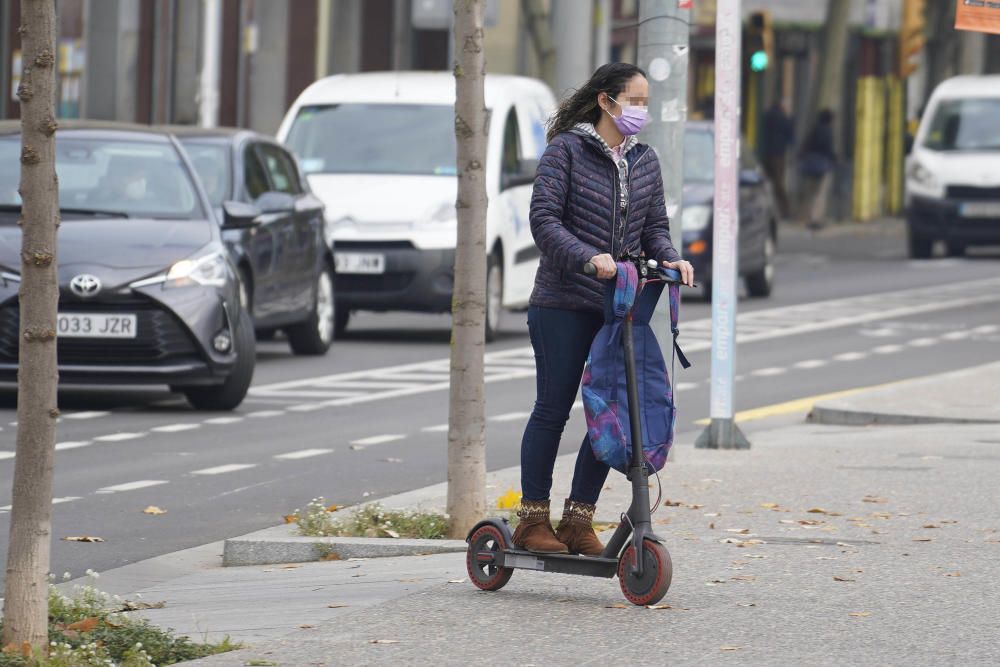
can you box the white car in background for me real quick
[905,75,1000,258]
[277,71,557,340]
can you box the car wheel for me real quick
[182,310,256,411]
[946,241,966,258]
[286,264,335,355]
[485,251,503,343]
[745,234,775,298]
[908,230,933,259]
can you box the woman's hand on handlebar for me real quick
[662,259,695,287]
[587,253,617,279]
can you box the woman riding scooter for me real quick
[514,63,695,556]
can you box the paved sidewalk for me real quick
[80,364,1000,666]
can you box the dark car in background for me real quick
[680,122,777,299]
[0,122,255,410]
[168,127,336,354]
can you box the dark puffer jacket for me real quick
[529,129,681,313]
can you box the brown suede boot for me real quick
[555,499,604,556]
[511,499,568,553]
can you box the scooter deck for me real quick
[500,547,619,578]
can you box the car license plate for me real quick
[335,253,386,274]
[57,313,137,339]
[960,202,1000,218]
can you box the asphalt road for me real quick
[0,221,997,584]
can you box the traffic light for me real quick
[747,10,773,73]
[899,0,926,78]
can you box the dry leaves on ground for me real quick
[944,572,961,577]
[606,603,628,609]
[833,576,855,582]
[447,579,466,584]
[912,537,933,542]
[283,514,298,524]
[807,508,842,516]
[647,604,688,610]
[725,528,750,534]
[849,611,872,618]
[922,524,940,529]
[720,646,743,651]
[66,617,99,632]
[863,495,888,504]
[731,575,756,582]
[142,505,166,515]
[327,603,349,608]
[63,536,104,543]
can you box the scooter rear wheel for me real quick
[466,525,514,591]
[618,540,672,606]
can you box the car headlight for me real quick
[906,160,944,198]
[681,205,711,232]
[422,201,457,226]
[164,252,228,288]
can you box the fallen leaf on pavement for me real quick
[759,502,780,510]
[447,579,466,584]
[939,520,958,524]
[647,604,689,610]
[725,528,750,534]
[720,646,743,651]
[299,624,315,629]
[281,564,301,570]
[737,602,757,607]
[821,526,839,533]
[382,528,401,538]
[709,522,715,530]
[815,556,837,561]
[606,603,628,609]
[382,457,403,463]
[397,578,422,583]
[370,639,400,644]
[706,578,727,585]
[704,512,720,517]
[746,554,767,559]
[944,572,961,577]
[912,537,933,542]
[731,575,756,582]
[807,508,832,514]
[142,506,166,515]
[863,495,888,504]
[321,553,341,561]
[283,515,298,524]
[849,612,872,618]
[833,576,855,582]
[66,617,99,633]
[63,536,104,543]
[779,519,796,525]
[798,519,823,526]
[922,524,940,529]
[327,603,349,608]
[325,504,342,513]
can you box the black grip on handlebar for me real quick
[583,262,597,276]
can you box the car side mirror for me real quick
[501,158,538,191]
[739,169,764,186]
[221,200,260,230]
[255,191,296,214]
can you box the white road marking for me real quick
[421,423,449,433]
[53,496,81,504]
[834,351,868,362]
[56,441,92,451]
[908,338,938,347]
[751,367,787,377]
[274,448,333,460]
[489,412,531,422]
[94,432,146,442]
[972,324,998,335]
[192,463,257,475]
[941,330,971,341]
[873,345,903,354]
[793,359,828,369]
[204,416,244,425]
[287,403,327,413]
[96,480,167,494]
[0,451,14,460]
[350,434,405,447]
[151,423,201,433]
[63,411,110,420]
[247,410,285,419]
[675,382,699,391]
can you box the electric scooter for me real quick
[465,256,689,606]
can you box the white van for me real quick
[277,72,557,339]
[905,75,1000,258]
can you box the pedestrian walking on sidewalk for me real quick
[798,109,837,229]
[514,62,694,556]
[761,99,795,219]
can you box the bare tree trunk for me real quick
[811,0,852,143]
[2,0,59,651]
[520,0,556,89]
[446,0,488,540]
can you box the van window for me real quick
[923,98,1000,151]
[285,103,458,176]
[502,109,521,176]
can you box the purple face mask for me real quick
[606,95,649,136]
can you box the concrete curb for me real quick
[807,405,999,427]
[222,524,467,567]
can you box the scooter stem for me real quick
[621,312,653,578]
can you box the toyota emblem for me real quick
[69,274,102,298]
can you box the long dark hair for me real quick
[546,63,647,142]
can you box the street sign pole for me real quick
[695,0,751,450]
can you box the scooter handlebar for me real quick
[583,260,685,285]
[583,262,597,276]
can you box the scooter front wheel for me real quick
[467,524,514,591]
[618,540,672,606]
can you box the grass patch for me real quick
[0,575,238,666]
[291,498,448,539]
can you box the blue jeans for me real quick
[520,306,611,505]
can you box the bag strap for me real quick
[669,283,691,371]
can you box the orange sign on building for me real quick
[955,0,1000,35]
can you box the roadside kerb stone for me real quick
[222,523,466,566]
[809,361,1000,426]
